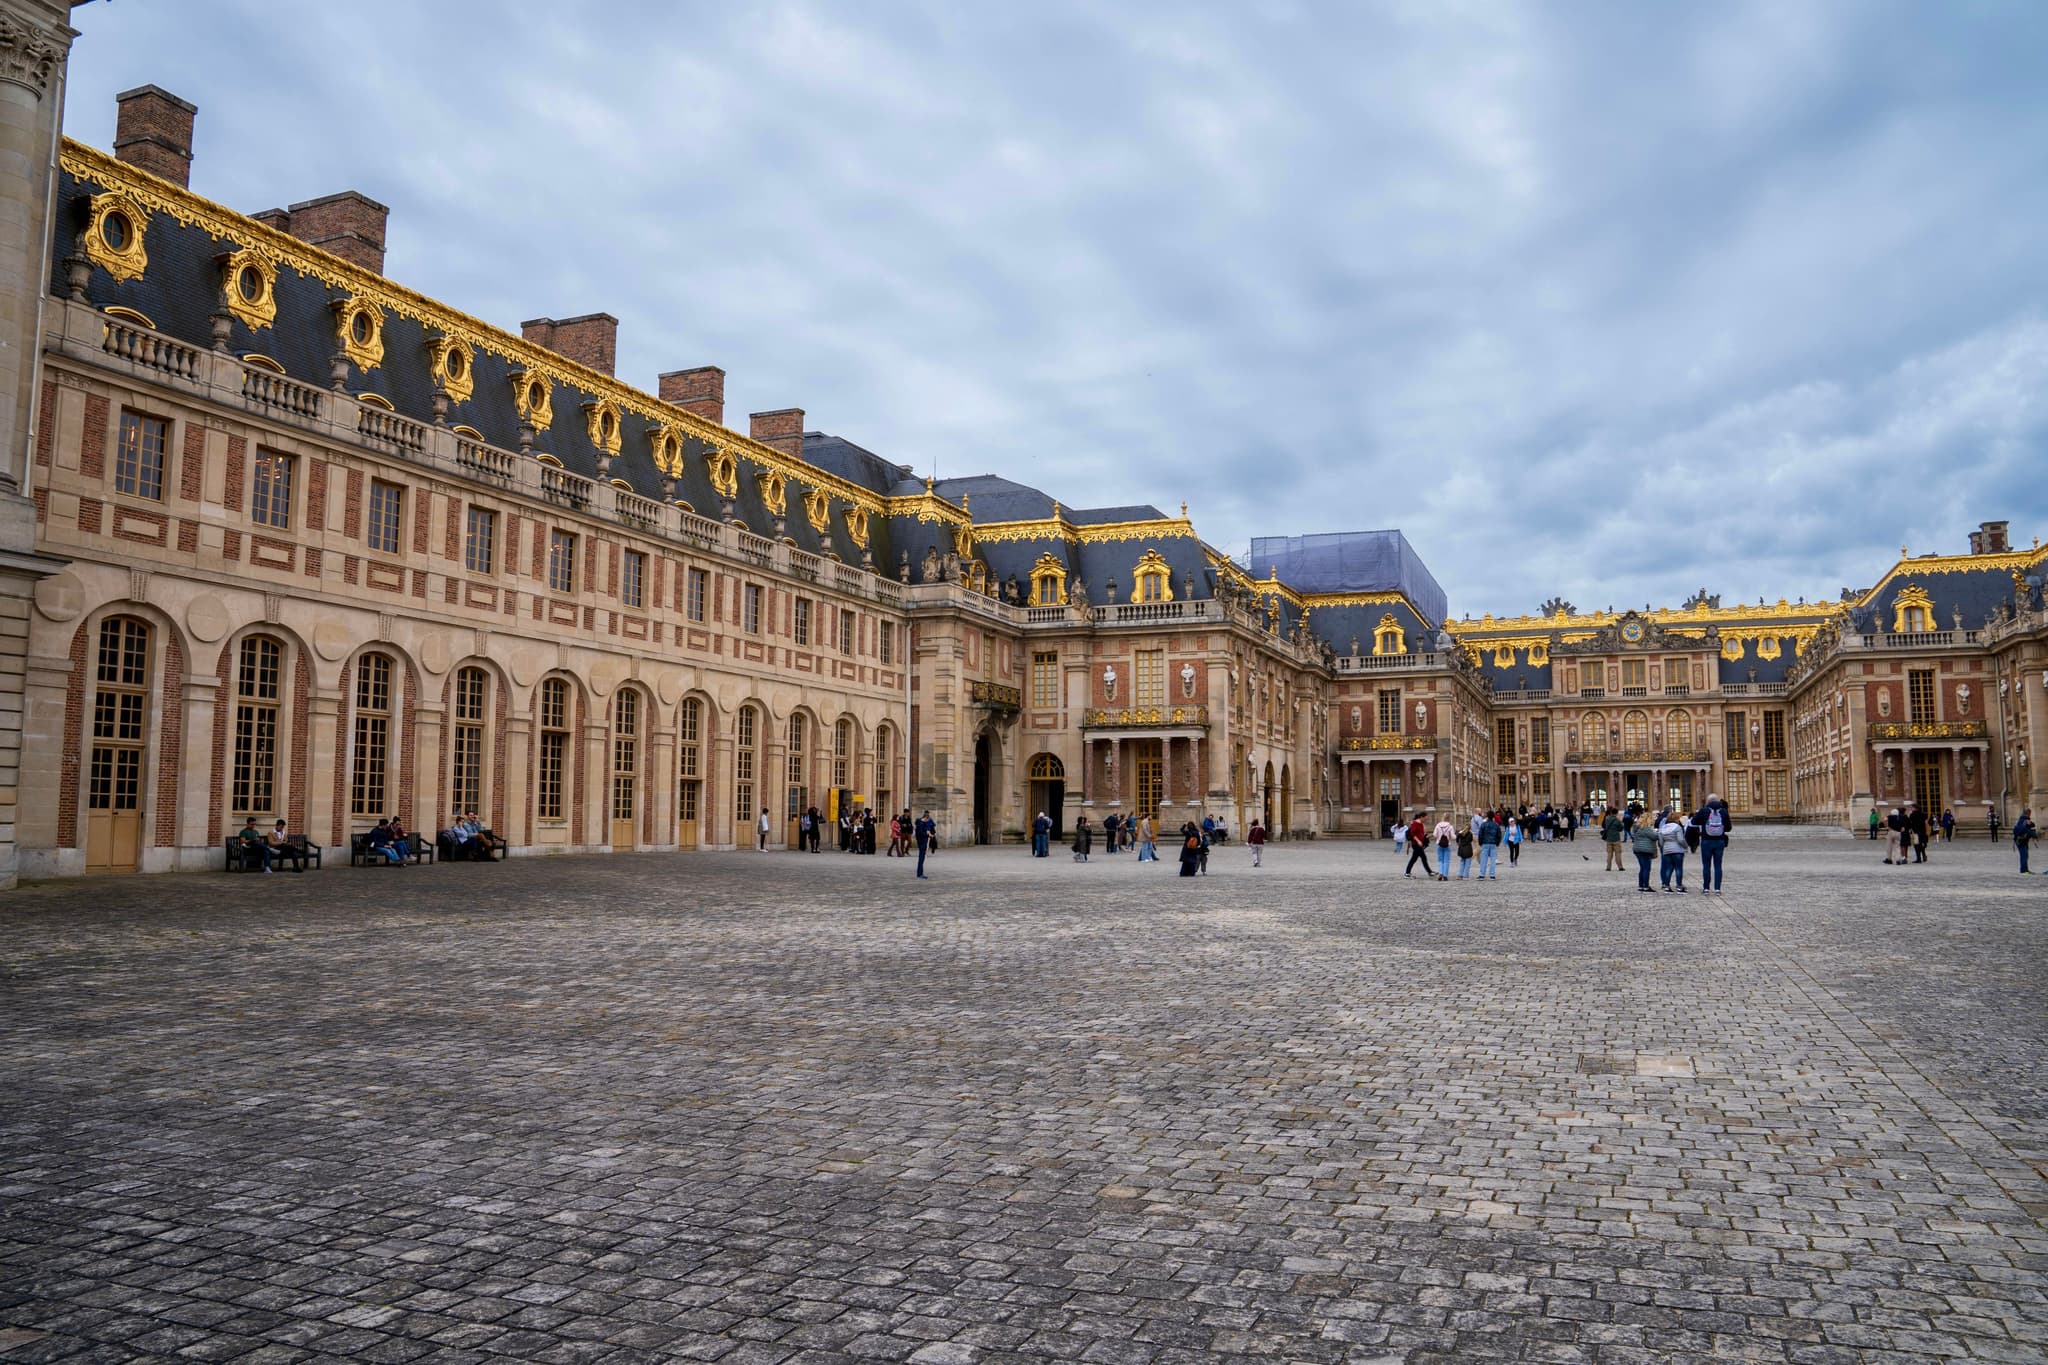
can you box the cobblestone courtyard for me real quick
[2,833,2045,1365]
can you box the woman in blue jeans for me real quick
[1696,794,1731,893]
[1657,811,1688,892]
[1630,818,1658,892]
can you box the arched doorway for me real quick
[1261,760,1275,831]
[1280,763,1293,836]
[610,688,641,849]
[86,616,152,873]
[1028,752,1066,839]
[973,731,993,845]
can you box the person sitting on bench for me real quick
[365,818,405,865]
[237,816,273,872]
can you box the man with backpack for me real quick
[1696,793,1731,894]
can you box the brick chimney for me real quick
[1978,520,2010,553]
[749,408,804,460]
[659,366,725,425]
[521,313,619,376]
[280,191,388,273]
[113,85,196,189]
[250,207,291,234]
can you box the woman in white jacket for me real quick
[1657,810,1689,893]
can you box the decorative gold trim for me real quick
[218,246,277,330]
[424,333,473,403]
[1452,598,1842,636]
[757,469,787,517]
[1339,735,1435,751]
[842,504,870,549]
[647,423,684,479]
[358,392,394,411]
[83,188,148,283]
[102,305,155,330]
[509,368,552,430]
[1856,548,2046,607]
[1372,612,1406,656]
[1083,705,1210,728]
[803,486,831,535]
[584,398,622,456]
[451,424,483,440]
[57,139,896,518]
[1076,518,1193,546]
[707,446,738,499]
[240,352,284,373]
[332,296,384,371]
[969,517,1065,545]
[1868,720,1988,740]
[1028,551,1067,607]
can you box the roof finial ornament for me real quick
[961,493,971,520]
[1051,499,1061,520]
[1180,502,1188,519]
[925,475,935,495]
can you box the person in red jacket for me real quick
[1403,815,1431,878]
[1248,819,1267,867]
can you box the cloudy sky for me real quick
[61,1,2048,620]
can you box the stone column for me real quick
[303,686,341,852]
[501,714,532,849]
[0,2,78,887]
[175,670,221,871]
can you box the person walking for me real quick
[914,810,936,878]
[1032,810,1051,857]
[1137,814,1157,862]
[1403,814,1432,879]
[1940,807,1955,842]
[1906,802,1929,863]
[1697,792,1730,894]
[1248,819,1267,867]
[1432,815,1455,881]
[1477,810,1502,879]
[1071,815,1093,862]
[1630,813,1658,892]
[1602,807,1625,871]
[1178,826,1203,877]
[1505,815,1522,867]
[1883,807,1904,865]
[2015,808,2035,874]
[1454,825,1475,879]
[1657,808,1688,892]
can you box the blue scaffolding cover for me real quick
[1248,529,1447,627]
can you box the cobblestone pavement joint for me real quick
[2,832,2045,1364]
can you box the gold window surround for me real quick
[803,487,831,535]
[56,141,900,524]
[757,469,787,518]
[647,423,684,480]
[584,398,622,456]
[423,332,473,403]
[1028,552,1067,607]
[332,296,384,371]
[707,447,738,498]
[1132,548,1174,602]
[842,505,870,549]
[217,245,277,330]
[509,368,553,430]
[1890,584,1934,633]
[84,187,149,283]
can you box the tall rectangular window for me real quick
[232,636,282,814]
[1135,650,1165,708]
[114,410,166,500]
[89,618,150,817]
[537,679,567,821]
[1726,710,1748,759]
[1763,710,1786,760]
[1032,651,1059,709]
[735,706,757,828]
[464,506,496,574]
[367,481,403,554]
[1621,659,1647,690]
[1908,669,1936,724]
[1378,688,1401,734]
[879,620,894,665]
[743,584,762,634]
[451,667,487,816]
[1530,716,1550,764]
[547,530,577,594]
[250,451,293,529]
[1496,717,1516,765]
[350,653,392,816]
[793,597,811,645]
[622,550,645,609]
[686,567,708,622]
[839,609,855,655]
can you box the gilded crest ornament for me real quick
[843,504,870,549]
[332,296,384,370]
[757,469,787,518]
[423,332,474,403]
[647,422,684,479]
[706,446,738,499]
[218,245,277,330]
[804,487,831,534]
[84,189,149,284]
[583,398,622,456]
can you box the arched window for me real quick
[1583,711,1606,757]
[785,713,807,819]
[1029,753,1065,781]
[833,719,852,789]
[1622,709,1649,754]
[735,704,759,829]
[1028,552,1067,607]
[350,653,394,817]
[451,666,489,817]
[537,678,569,821]
[1131,548,1173,603]
[611,689,640,840]
[87,616,151,871]
[233,635,283,816]
[1667,709,1692,754]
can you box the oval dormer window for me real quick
[101,211,131,251]
[444,347,465,380]
[237,264,262,301]
[350,310,372,344]
[528,378,545,409]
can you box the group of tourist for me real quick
[1394,797,1735,893]
[1055,812,1263,878]
[1604,797,1732,894]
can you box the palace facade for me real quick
[2,45,2046,879]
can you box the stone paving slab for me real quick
[1,833,2045,1363]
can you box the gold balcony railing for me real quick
[1082,704,1209,728]
[1867,720,1987,741]
[969,680,1022,709]
[1338,735,1438,751]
